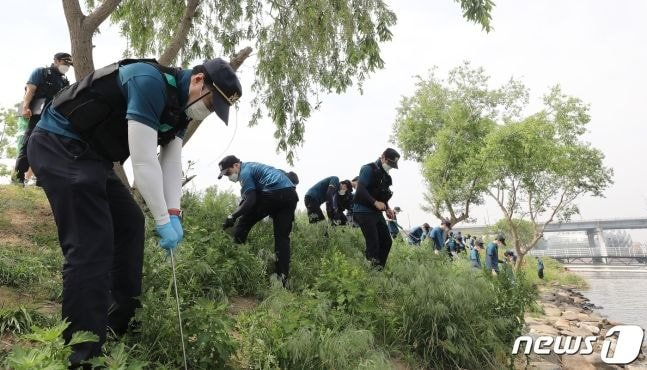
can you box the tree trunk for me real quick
[62,0,96,80]
[515,251,525,270]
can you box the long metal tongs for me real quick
[169,249,188,370]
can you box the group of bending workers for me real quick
[15,51,525,367]
[387,216,517,276]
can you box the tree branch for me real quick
[84,0,122,31]
[229,46,253,71]
[158,0,201,66]
[62,0,85,23]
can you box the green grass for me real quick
[1,186,551,369]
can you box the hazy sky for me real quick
[1,1,646,240]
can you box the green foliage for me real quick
[0,104,21,178]
[521,256,586,288]
[108,1,494,163]
[236,286,390,370]
[0,307,33,335]
[129,295,237,368]
[381,247,534,369]
[3,321,98,370]
[392,62,528,223]
[3,186,540,369]
[490,218,536,249]
[0,247,51,289]
[482,86,613,261]
[88,342,149,370]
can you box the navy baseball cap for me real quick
[217,155,241,179]
[202,58,242,125]
[382,148,400,169]
[54,52,73,65]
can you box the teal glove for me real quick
[155,222,178,251]
[170,215,183,244]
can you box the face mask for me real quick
[185,99,211,120]
[382,162,392,173]
[228,173,239,183]
[58,65,70,74]
[338,190,346,196]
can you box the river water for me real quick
[568,265,647,337]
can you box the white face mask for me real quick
[185,100,211,120]
[228,173,239,183]
[58,65,70,74]
[338,190,346,196]
[382,162,392,173]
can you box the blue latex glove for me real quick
[170,215,184,244]
[155,222,178,251]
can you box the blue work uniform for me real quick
[26,61,192,366]
[37,63,191,140]
[13,66,69,183]
[304,176,340,223]
[352,159,394,268]
[470,248,481,268]
[486,242,500,272]
[407,226,427,245]
[429,226,445,251]
[232,162,298,283]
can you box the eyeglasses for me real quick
[212,82,240,106]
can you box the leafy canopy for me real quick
[392,62,528,224]
[108,0,494,162]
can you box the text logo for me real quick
[512,325,644,365]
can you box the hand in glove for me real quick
[222,215,236,230]
[155,222,179,251]
[170,215,184,244]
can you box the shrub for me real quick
[3,321,97,370]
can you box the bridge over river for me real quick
[453,218,647,264]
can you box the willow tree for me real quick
[392,63,528,226]
[481,86,613,269]
[62,0,494,168]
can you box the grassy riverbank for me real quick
[0,185,582,369]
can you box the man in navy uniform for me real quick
[27,57,242,367]
[304,176,341,224]
[352,148,400,268]
[219,155,298,286]
[13,52,72,184]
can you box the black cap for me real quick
[495,234,507,246]
[286,171,299,185]
[441,219,452,229]
[394,206,402,212]
[382,148,400,169]
[217,155,241,179]
[476,240,484,246]
[54,52,73,65]
[202,58,242,125]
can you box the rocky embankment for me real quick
[519,282,647,370]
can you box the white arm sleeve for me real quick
[159,136,183,210]
[128,121,169,225]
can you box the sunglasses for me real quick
[212,82,240,106]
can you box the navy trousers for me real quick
[13,114,40,183]
[354,212,393,268]
[234,188,298,280]
[27,128,145,366]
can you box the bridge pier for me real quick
[586,228,609,264]
[596,226,609,264]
